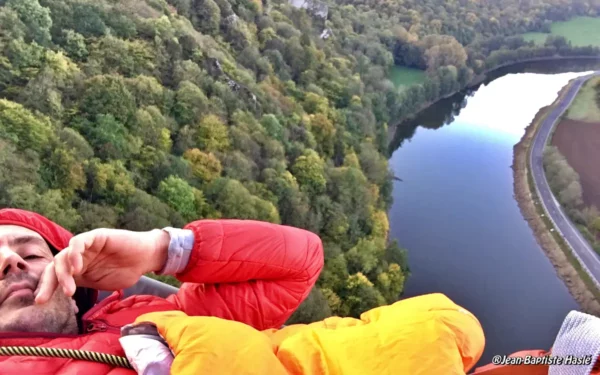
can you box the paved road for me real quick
[530,72,600,289]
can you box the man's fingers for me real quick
[68,231,97,274]
[35,262,59,305]
[68,238,85,275]
[55,252,76,297]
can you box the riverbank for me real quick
[512,81,600,315]
[471,56,600,86]
[387,56,600,141]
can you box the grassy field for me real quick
[522,17,600,47]
[565,76,600,121]
[389,66,426,89]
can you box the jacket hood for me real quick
[0,208,98,315]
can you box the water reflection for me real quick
[388,59,600,365]
[388,58,600,154]
[456,72,591,139]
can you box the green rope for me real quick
[0,346,133,369]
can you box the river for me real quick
[388,59,600,367]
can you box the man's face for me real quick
[0,225,78,334]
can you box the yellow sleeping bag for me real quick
[135,293,485,375]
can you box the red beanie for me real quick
[0,208,98,308]
[0,208,73,251]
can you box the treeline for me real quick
[379,0,600,124]
[390,34,600,126]
[388,34,600,127]
[544,146,600,253]
[482,36,600,70]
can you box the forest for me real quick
[1,0,600,323]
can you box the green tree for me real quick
[285,288,332,324]
[40,145,86,194]
[291,150,326,195]
[303,92,329,114]
[220,150,259,181]
[132,107,171,151]
[345,238,385,275]
[172,81,209,126]
[0,7,27,42]
[8,185,81,231]
[359,142,390,186]
[86,36,155,77]
[57,128,94,160]
[206,178,256,219]
[197,114,230,152]
[6,0,51,45]
[340,272,386,318]
[120,189,184,231]
[261,114,284,141]
[319,246,349,292]
[0,99,52,152]
[376,263,406,302]
[309,113,336,157]
[80,75,136,125]
[263,169,309,228]
[21,50,81,113]
[190,0,221,35]
[62,29,88,61]
[343,149,360,169]
[126,76,166,109]
[206,177,279,222]
[0,139,40,204]
[157,175,197,221]
[76,202,118,232]
[84,114,135,160]
[252,196,281,224]
[87,159,136,206]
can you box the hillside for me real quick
[1,0,600,323]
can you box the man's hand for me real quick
[35,228,170,304]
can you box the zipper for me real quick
[85,319,120,334]
[0,320,120,339]
[86,322,107,333]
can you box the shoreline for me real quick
[387,55,600,138]
[512,81,600,315]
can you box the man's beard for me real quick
[0,272,39,308]
[0,273,38,309]
[0,273,78,334]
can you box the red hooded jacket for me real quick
[0,208,324,375]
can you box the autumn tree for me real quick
[0,99,53,152]
[183,148,223,183]
[309,113,336,157]
[86,159,136,206]
[196,114,230,152]
[291,150,327,196]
